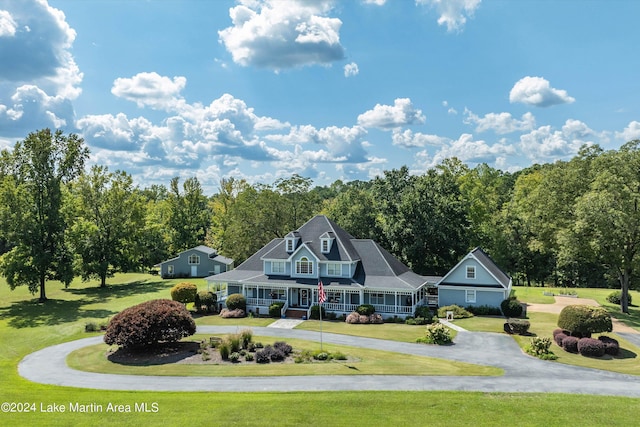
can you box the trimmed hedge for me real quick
[437,305,473,319]
[504,318,530,335]
[557,305,612,338]
[356,304,375,316]
[553,328,570,338]
[562,335,579,353]
[606,290,632,305]
[309,304,326,320]
[554,332,567,346]
[500,298,523,318]
[170,282,198,304]
[466,305,502,316]
[194,290,217,313]
[578,337,605,358]
[104,299,196,349]
[598,336,620,356]
[226,293,246,311]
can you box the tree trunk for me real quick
[100,272,107,288]
[38,275,47,302]
[620,269,631,314]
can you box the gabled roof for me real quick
[208,215,437,291]
[438,247,511,289]
[157,245,233,265]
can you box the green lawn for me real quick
[1,274,640,426]
[295,319,438,342]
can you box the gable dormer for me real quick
[285,231,301,253]
[320,231,335,254]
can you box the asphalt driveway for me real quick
[18,326,640,397]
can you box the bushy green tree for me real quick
[557,305,612,337]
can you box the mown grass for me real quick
[295,319,437,342]
[68,334,500,377]
[1,274,640,426]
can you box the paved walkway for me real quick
[267,319,305,329]
[18,326,640,396]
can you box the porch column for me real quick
[394,291,398,314]
[359,289,364,305]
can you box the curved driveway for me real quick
[18,326,640,397]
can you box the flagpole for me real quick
[318,280,326,352]
[319,298,323,351]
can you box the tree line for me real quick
[0,129,637,312]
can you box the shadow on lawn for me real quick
[62,279,169,303]
[107,341,200,366]
[0,298,117,328]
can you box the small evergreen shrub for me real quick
[255,348,271,363]
[356,304,376,316]
[606,290,632,305]
[554,332,567,346]
[578,337,605,357]
[314,352,329,361]
[273,341,293,356]
[219,308,246,318]
[225,293,247,311]
[500,298,523,318]
[309,304,326,320]
[505,318,530,335]
[229,352,241,363]
[561,336,579,353]
[194,290,217,313]
[244,353,254,362]
[598,336,620,355]
[104,299,196,349]
[557,305,612,338]
[170,282,198,305]
[414,306,432,319]
[269,302,285,318]
[466,305,502,316]
[85,322,98,332]
[414,316,435,325]
[437,305,473,319]
[326,311,337,320]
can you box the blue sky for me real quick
[1,0,639,192]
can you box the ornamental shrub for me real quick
[505,318,530,335]
[578,337,605,358]
[414,306,432,319]
[356,304,375,316]
[194,290,217,313]
[240,329,253,349]
[273,341,293,356]
[369,313,384,324]
[255,348,271,363]
[557,305,612,338]
[219,308,245,318]
[226,293,246,311]
[418,323,452,345]
[309,304,326,320]
[345,311,360,324]
[526,337,556,359]
[104,299,196,349]
[561,336,579,353]
[229,352,241,363]
[437,305,473,319]
[269,302,285,318]
[554,332,567,346]
[598,336,620,356]
[170,282,198,305]
[500,298,523,318]
[553,328,570,338]
[466,305,502,316]
[606,290,632,306]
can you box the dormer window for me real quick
[285,231,300,253]
[320,232,334,254]
[321,239,330,253]
[286,239,294,252]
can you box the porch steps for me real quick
[284,309,307,319]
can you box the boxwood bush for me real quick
[557,305,612,338]
[504,318,530,335]
[437,305,473,319]
[466,305,502,316]
[561,335,579,353]
[606,290,632,305]
[170,282,198,305]
[309,304,326,320]
[104,299,196,349]
[269,302,285,318]
[598,336,620,355]
[226,293,247,311]
[194,290,217,313]
[356,304,375,316]
[500,297,523,318]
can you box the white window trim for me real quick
[327,263,341,276]
[286,239,294,252]
[370,292,384,305]
[188,254,200,265]
[321,238,331,253]
[295,257,313,275]
[167,265,174,274]
[271,261,285,274]
[465,289,476,303]
[466,265,476,279]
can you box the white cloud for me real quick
[0,0,81,135]
[427,133,515,166]
[363,0,387,5]
[344,62,359,77]
[416,0,481,32]
[392,129,450,148]
[519,119,600,163]
[615,121,640,141]
[0,10,17,37]
[509,76,575,108]
[218,0,345,70]
[464,109,535,134]
[357,98,426,129]
[111,72,187,111]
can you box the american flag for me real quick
[318,280,326,304]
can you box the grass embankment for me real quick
[1,275,640,426]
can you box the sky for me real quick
[1,0,640,193]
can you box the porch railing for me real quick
[372,304,414,314]
[246,297,285,307]
[281,300,289,318]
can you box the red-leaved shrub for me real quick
[598,336,620,356]
[554,332,567,346]
[561,335,579,353]
[104,299,196,349]
[577,337,605,357]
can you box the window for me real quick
[465,289,476,303]
[370,293,384,305]
[167,265,174,274]
[188,254,200,265]
[268,289,286,300]
[286,239,294,252]
[295,257,313,275]
[321,239,331,253]
[271,261,285,274]
[327,291,341,303]
[466,265,476,279]
[327,263,341,276]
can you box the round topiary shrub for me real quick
[561,335,579,353]
[356,304,375,316]
[553,328,570,338]
[598,336,620,356]
[554,332,567,346]
[501,298,523,318]
[578,337,605,357]
[170,282,198,304]
[345,311,360,324]
[194,290,217,313]
[269,302,285,318]
[505,318,530,335]
[226,293,246,311]
[606,290,632,306]
[557,305,612,338]
[104,299,196,349]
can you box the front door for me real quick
[300,288,309,307]
[191,265,198,277]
